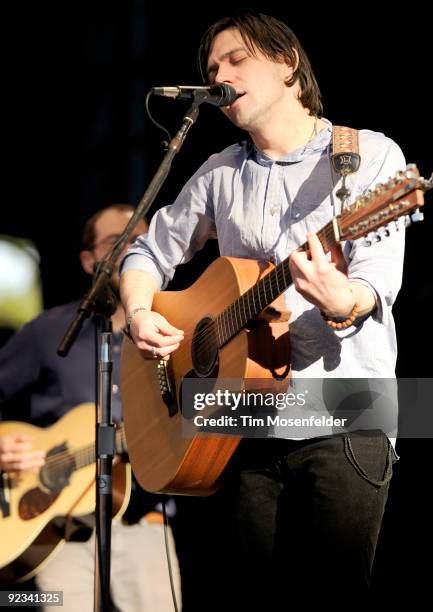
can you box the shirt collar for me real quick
[252,118,333,166]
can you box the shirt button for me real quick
[113,345,121,353]
[112,384,119,394]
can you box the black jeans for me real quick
[230,430,393,609]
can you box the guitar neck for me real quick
[215,164,433,347]
[215,222,336,347]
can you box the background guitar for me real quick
[0,403,130,583]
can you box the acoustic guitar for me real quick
[121,165,431,496]
[0,403,130,583]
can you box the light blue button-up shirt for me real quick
[121,120,406,439]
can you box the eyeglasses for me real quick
[91,233,142,250]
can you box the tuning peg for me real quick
[410,208,424,223]
[374,232,382,242]
[376,226,390,239]
[404,215,412,228]
[406,163,418,175]
[362,235,373,247]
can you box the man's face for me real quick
[80,208,147,290]
[206,28,292,133]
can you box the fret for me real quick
[227,307,233,340]
[281,261,290,288]
[240,294,247,326]
[264,272,271,304]
[244,292,250,323]
[268,270,276,302]
[248,287,256,319]
[224,310,230,343]
[220,312,227,345]
[275,265,281,294]
[261,277,267,310]
[228,303,235,337]
[235,296,242,329]
[256,283,263,312]
[221,315,227,346]
[215,317,222,347]
[217,314,224,345]
[244,289,252,322]
[277,264,286,293]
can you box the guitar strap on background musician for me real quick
[331,125,360,209]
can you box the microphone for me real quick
[151,83,237,107]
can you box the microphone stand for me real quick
[57,101,200,612]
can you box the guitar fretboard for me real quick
[215,220,337,346]
[45,426,127,472]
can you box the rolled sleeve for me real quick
[120,159,217,290]
[348,221,405,325]
[345,138,407,325]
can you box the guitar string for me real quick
[189,261,294,354]
[37,430,126,473]
[189,254,328,356]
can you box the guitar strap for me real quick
[331,125,360,207]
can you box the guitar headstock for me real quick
[339,165,432,243]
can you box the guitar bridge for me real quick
[157,360,177,417]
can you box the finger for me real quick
[143,342,180,359]
[155,316,184,336]
[330,244,347,273]
[11,434,33,443]
[9,441,35,452]
[138,342,181,359]
[288,250,309,279]
[1,451,45,463]
[136,333,183,352]
[156,343,182,357]
[2,456,46,472]
[306,232,327,262]
[0,439,33,453]
[153,334,184,348]
[289,248,309,272]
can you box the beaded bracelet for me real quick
[321,302,360,330]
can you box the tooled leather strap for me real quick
[332,125,361,176]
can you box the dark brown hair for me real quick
[198,10,323,117]
[81,204,136,250]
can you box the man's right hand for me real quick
[129,310,184,361]
[0,434,46,473]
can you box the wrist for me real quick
[322,287,356,319]
[124,306,150,340]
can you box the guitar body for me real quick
[0,403,131,583]
[121,256,291,496]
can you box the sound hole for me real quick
[191,316,219,377]
[39,442,75,492]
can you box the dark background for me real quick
[2,0,432,605]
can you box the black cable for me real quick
[145,90,171,151]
